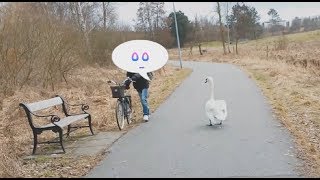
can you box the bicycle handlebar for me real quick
[107,77,135,86]
[107,80,118,85]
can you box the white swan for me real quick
[204,76,227,126]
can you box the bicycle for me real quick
[107,78,133,130]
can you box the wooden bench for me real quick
[19,95,94,155]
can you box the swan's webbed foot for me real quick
[207,119,213,126]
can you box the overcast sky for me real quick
[116,2,320,26]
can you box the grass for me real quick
[241,60,320,177]
[34,156,51,163]
[43,170,55,177]
[202,41,222,48]
[251,70,268,82]
[242,29,320,47]
[285,29,320,42]
[190,29,320,53]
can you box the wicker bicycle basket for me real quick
[110,85,125,98]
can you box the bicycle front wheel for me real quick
[125,96,132,124]
[125,102,132,124]
[115,100,125,130]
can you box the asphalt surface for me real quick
[86,61,302,178]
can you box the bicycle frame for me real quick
[108,79,133,129]
[118,96,131,119]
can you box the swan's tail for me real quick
[218,103,227,121]
[222,101,228,120]
[222,108,227,120]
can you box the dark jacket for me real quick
[126,72,153,92]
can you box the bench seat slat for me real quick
[26,97,63,112]
[40,114,89,128]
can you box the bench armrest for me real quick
[55,96,90,116]
[65,103,90,115]
[29,111,61,124]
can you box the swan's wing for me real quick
[215,100,227,110]
[205,101,217,120]
[214,100,227,120]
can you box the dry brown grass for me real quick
[234,58,320,177]
[168,32,320,177]
[0,64,192,178]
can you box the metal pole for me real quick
[173,2,182,69]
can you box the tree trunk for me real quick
[189,44,193,55]
[198,43,203,55]
[217,2,226,55]
[227,27,231,53]
[235,38,238,55]
[146,3,154,40]
[155,3,159,39]
[84,32,92,59]
[77,2,92,61]
[226,2,231,53]
[102,2,107,30]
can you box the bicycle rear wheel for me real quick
[115,100,125,130]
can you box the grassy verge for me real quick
[0,64,192,178]
[236,59,320,177]
[244,29,320,46]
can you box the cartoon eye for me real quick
[142,52,149,61]
[131,52,138,61]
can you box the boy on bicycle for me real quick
[124,72,153,122]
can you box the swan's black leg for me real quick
[218,120,222,125]
[207,119,213,126]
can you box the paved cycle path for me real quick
[86,61,302,178]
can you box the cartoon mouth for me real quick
[139,66,145,69]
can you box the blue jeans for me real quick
[138,88,149,115]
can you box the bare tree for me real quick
[66,2,101,61]
[0,2,79,92]
[216,2,226,55]
[225,2,231,53]
[228,3,260,54]
[189,15,205,55]
[151,2,166,40]
[77,2,92,59]
[102,2,117,30]
[136,2,149,37]
[103,2,107,29]
[42,2,69,22]
[267,8,283,35]
[135,2,166,40]
[199,16,219,42]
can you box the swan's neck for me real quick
[209,80,215,100]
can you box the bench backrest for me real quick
[19,96,66,129]
[23,96,63,112]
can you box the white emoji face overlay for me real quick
[112,40,168,80]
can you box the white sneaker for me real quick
[143,115,149,122]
